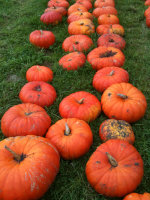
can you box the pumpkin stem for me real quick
[80,22,84,25]
[117,93,128,99]
[64,122,71,136]
[100,50,117,58]
[40,30,43,35]
[5,145,26,163]
[108,70,115,76]
[73,45,77,51]
[109,39,114,43]
[106,152,118,167]
[77,98,85,104]
[25,112,33,116]
[36,65,41,71]
[34,85,41,91]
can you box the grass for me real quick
[0,0,150,199]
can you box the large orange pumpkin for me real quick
[67,11,93,24]
[40,10,62,25]
[94,0,115,8]
[98,14,119,25]
[46,118,93,159]
[93,7,117,18]
[96,24,125,36]
[1,103,51,137]
[123,193,150,200]
[76,0,92,10]
[101,83,147,123]
[0,135,60,200]
[68,4,88,15]
[86,139,144,197]
[48,0,69,8]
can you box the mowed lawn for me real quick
[0,0,150,199]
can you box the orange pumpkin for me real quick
[96,24,125,36]
[145,0,150,6]
[45,6,67,16]
[68,4,88,15]
[144,6,150,17]
[99,119,135,144]
[46,118,93,159]
[93,7,117,18]
[48,0,69,8]
[76,0,93,10]
[67,11,93,24]
[1,103,51,137]
[86,139,144,197]
[123,193,150,200]
[40,10,62,25]
[98,14,119,25]
[101,83,147,123]
[94,0,115,8]
[0,135,60,200]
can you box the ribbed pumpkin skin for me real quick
[96,24,124,36]
[93,66,129,92]
[48,0,69,8]
[67,11,93,24]
[19,81,56,107]
[46,118,93,159]
[87,46,125,70]
[29,30,55,49]
[123,193,150,200]
[93,7,117,18]
[59,91,101,122]
[94,0,115,8]
[99,119,135,144]
[101,83,147,123]
[40,11,62,25]
[26,65,53,82]
[0,135,60,200]
[86,139,144,197]
[62,35,93,52]
[1,103,51,137]
[98,14,119,25]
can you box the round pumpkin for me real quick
[46,118,93,159]
[93,7,117,18]
[97,34,126,50]
[62,35,93,52]
[123,193,150,200]
[0,135,60,200]
[59,52,86,70]
[67,11,93,24]
[87,46,125,70]
[76,0,93,10]
[29,30,55,49]
[40,10,62,25]
[19,81,57,107]
[48,0,69,8]
[93,66,129,92]
[101,83,147,123]
[59,91,101,122]
[1,103,51,137]
[98,14,119,25]
[99,119,135,144]
[144,7,150,17]
[94,0,115,8]
[68,4,88,16]
[26,65,53,82]
[45,6,67,16]
[96,24,125,36]
[86,139,144,197]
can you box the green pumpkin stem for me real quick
[117,93,128,99]
[106,152,118,167]
[64,122,71,136]
[5,145,22,162]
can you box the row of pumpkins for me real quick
[0,0,149,200]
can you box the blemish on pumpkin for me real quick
[134,162,139,166]
[108,93,112,96]
[96,161,101,164]
[126,109,129,112]
[34,85,41,92]
[100,50,117,58]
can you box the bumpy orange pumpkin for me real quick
[86,139,144,197]
[93,7,117,18]
[40,10,62,25]
[94,0,115,8]
[0,135,60,200]
[26,65,53,82]
[101,83,147,123]
[68,4,88,15]
[46,118,93,159]
[123,193,150,200]
[45,6,67,16]
[48,0,69,8]
[19,81,56,107]
[96,24,125,36]
[76,0,92,10]
[59,52,86,70]
[67,11,93,24]
[59,91,101,122]
[99,119,135,144]
[87,46,125,70]
[98,14,119,25]
[1,103,51,137]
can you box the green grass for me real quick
[0,0,150,199]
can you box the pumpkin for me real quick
[19,81,56,107]
[145,0,150,6]
[59,52,86,70]
[87,46,125,70]
[59,91,101,122]
[98,14,119,25]
[45,6,67,16]
[67,11,93,24]
[99,119,135,144]
[96,24,125,36]
[86,139,144,197]
[97,33,126,49]
[1,103,51,137]
[144,7,150,17]
[46,118,93,159]
[48,0,69,8]
[0,135,60,200]
[93,7,117,18]
[62,35,93,52]
[93,66,129,92]
[68,19,95,35]
[68,4,88,15]
[101,83,147,123]
[29,30,55,49]
[26,65,53,82]
[94,0,115,8]
[40,10,62,25]
[76,0,93,10]
[123,193,150,200]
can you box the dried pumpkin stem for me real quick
[5,145,21,162]
[36,65,41,71]
[117,93,128,99]
[108,70,115,76]
[40,30,43,35]
[78,98,85,104]
[106,152,118,167]
[64,122,71,136]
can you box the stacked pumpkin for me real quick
[144,0,150,27]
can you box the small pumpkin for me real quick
[68,4,88,15]
[87,46,125,70]
[19,81,57,107]
[68,19,95,35]
[59,91,101,122]
[1,103,51,137]
[40,10,62,25]
[123,193,150,200]
[93,7,117,18]
[93,66,129,92]
[62,35,93,52]
[46,118,93,159]
[59,52,86,70]
[29,30,55,49]
[76,0,93,10]
[98,14,119,25]
[94,0,115,8]
[45,6,67,16]
[86,139,144,197]
[0,135,60,200]
[96,24,125,36]
[101,83,147,123]
[26,65,53,82]
[48,0,69,8]
[99,119,135,144]
[67,11,93,24]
